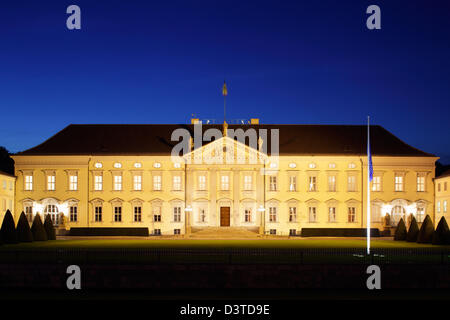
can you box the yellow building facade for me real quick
[435,171,450,223]
[0,171,15,221]
[12,122,438,236]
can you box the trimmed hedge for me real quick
[394,218,407,241]
[31,214,48,241]
[69,227,149,237]
[43,214,56,240]
[16,212,33,242]
[432,216,450,245]
[417,215,434,244]
[300,228,380,237]
[406,216,419,242]
[0,210,17,244]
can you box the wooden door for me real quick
[220,207,230,226]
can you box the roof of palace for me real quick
[15,124,435,157]
[436,169,450,179]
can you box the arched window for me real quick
[44,204,60,226]
[391,205,406,226]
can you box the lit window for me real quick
[309,163,316,169]
[417,174,425,192]
[134,206,142,222]
[45,204,59,226]
[221,175,229,191]
[133,175,142,191]
[328,175,336,192]
[47,175,55,191]
[395,174,404,192]
[173,207,181,222]
[95,206,102,222]
[348,207,356,222]
[308,176,317,191]
[245,208,252,222]
[173,175,181,191]
[289,207,297,222]
[25,205,33,223]
[348,163,356,169]
[309,207,317,222]
[329,207,336,222]
[114,175,122,191]
[25,175,33,191]
[269,162,277,168]
[289,176,297,191]
[94,175,103,191]
[114,206,122,222]
[153,162,161,168]
[329,163,336,169]
[69,206,77,222]
[416,207,425,223]
[113,162,122,168]
[174,163,181,168]
[269,176,277,191]
[347,175,356,192]
[69,175,78,191]
[244,175,252,191]
[198,175,206,190]
[134,162,142,168]
[269,207,277,222]
[153,175,162,191]
[444,201,448,213]
[94,162,102,168]
[437,201,441,213]
[372,176,381,191]
[289,163,297,168]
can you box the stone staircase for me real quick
[188,227,261,239]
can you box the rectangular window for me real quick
[221,175,229,191]
[269,207,277,222]
[328,175,336,192]
[269,229,277,235]
[95,206,102,222]
[328,207,336,222]
[438,183,441,192]
[289,229,297,236]
[69,175,78,191]
[269,176,277,191]
[47,175,55,191]
[25,175,33,191]
[114,175,122,191]
[437,201,441,213]
[133,175,142,191]
[444,201,448,213]
[2,180,5,189]
[417,174,425,192]
[348,207,356,222]
[134,206,142,222]
[372,176,381,191]
[173,207,181,222]
[94,175,103,191]
[153,206,162,222]
[416,207,425,223]
[347,175,356,192]
[395,175,404,192]
[445,182,448,191]
[174,229,181,235]
[198,175,206,190]
[309,207,317,222]
[289,207,297,222]
[114,206,122,222]
[308,176,317,192]
[244,208,252,222]
[153,175,162,191]
[9,181,13,190]
[289,176,297,192]
[173,175,181,191]
[154,229,161,235]
[244,175,252,191]
[69,206,77,222]
[25,206,33,223]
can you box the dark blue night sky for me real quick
[1,1,449,162]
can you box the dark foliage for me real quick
[432,216,450,245]
[394,218,407,241]
[16,212,33,242]
[0,210,17,244]
[406,216,420,242]
[417,215,434,243]
[31,214,48,241]
[0,146,14,175]
[43,214,56,240]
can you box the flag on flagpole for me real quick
[367,116,372,255]
[222,81,228,96]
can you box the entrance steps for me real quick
[188,227,261,239]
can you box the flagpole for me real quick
[367,116,371,255]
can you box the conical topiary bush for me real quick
[16,211,33,242]
[394,218,407,240]
[0,210,17,244]
[43,214,56,240]
[417,215,434,243]
[31,213,47,241]
[432,216,450,245]
[406,216,419,242]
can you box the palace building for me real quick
[11,120,438,236]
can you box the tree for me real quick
[43,214,56,240]
[394,218,407,241]
[417,215,434,243]
[16,212,33,242]
[406,216,419,242]
[31,214,47,241]
[0,210,17,244]
[432,216,450,245]
[0,146,14,175]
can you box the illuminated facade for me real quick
[0,171,15,222]
[435,170,450,223]
[12,121,438,236]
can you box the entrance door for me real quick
[220,207,230,226]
